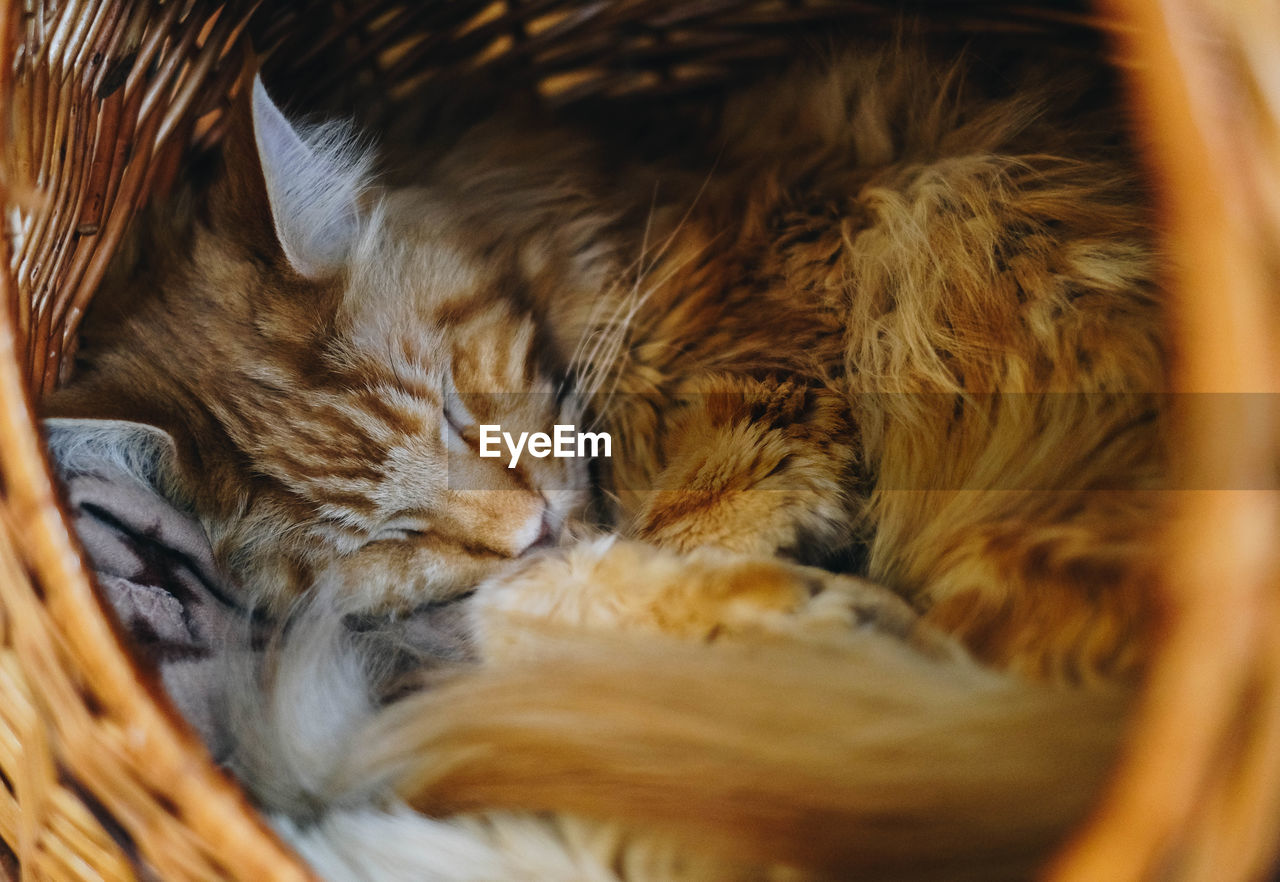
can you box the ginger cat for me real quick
[46,40,1164,881]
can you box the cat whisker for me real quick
[560,185,663,396]
[574,275,646,406]
[570,161,724,408]
[591,231,727,427]
[567,212,665,394]
[576,166,723,413]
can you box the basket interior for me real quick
[0,1,1278,880]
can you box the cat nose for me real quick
[519,510,556,556]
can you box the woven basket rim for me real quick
[2,2,1279,880]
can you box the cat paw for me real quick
[620,375,861,560]
[470,537,950,664]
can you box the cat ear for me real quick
[250,76,368,279]
[42,418,188,505]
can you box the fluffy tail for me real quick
[343,627,1128,882]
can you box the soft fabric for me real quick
[47,430,472,763]
[59,461,252,759]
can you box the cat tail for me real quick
[224,606,725,882]
[347,626,1128,882]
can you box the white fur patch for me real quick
[276,809,636,882]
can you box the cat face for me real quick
[47,77,590,612]
[233,78,596,611]
[284,258,589,611]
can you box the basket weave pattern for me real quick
[0,1,1277,880]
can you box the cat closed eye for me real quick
[367,514,434,545]
[442,394,476,434]
[367,527,428,544]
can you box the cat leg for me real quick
[470,537,957,666]
[618,374,862,564]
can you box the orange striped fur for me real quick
[47,41,1167,879]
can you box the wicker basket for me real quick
[0,1,1277,880]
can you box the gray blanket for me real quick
[44,418,471,763]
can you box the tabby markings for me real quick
[479,425,612,468]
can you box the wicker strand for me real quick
[0,3,312,874]
[1048,0,1280,879]
[0,194,315,880]
[9,0,257,395]
[2,2,1279,880]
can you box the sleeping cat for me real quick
[45,39,1163,881]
